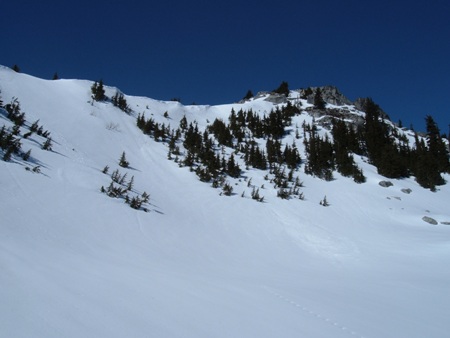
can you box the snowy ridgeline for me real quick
[1,66,450,338]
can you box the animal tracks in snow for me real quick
[262,286,366,338]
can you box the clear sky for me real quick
[2,0,449,133]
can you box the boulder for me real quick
[379,181,393,188]
[422,216,438,225]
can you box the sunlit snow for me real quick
[1,66,449,338]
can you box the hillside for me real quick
[1,66,450,338]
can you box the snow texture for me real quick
[1,66,450,338]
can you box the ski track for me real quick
[263,286,366,338]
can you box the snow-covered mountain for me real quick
[1,65,449,338]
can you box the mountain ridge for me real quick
[1,66,450,338]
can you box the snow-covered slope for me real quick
[1,66,449,338]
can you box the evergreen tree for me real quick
[425,115,449,173]
[243,89,254,100]
[12,64,20,72]
[53,72,59,80]
[222,182,233,196]
[362,98,408,178]
[119,151,129,168]
[112,91,129,112]
[22,149,31,161]
[141,191,150,204]
[412,116,448,190]
[179,115,188,130]
[273,81,289,96]
[314,88,326,110]
[127,176,134,191]
[3,148,13,161]
[91,80,106,101]
[331,119,366,181]
[5,98,25,126]
[208,118,233,147]
[226,153,241,178]
[30,120,40,133]
[303,127,334,180]
[301,87,313,100]
[42,138,53,151]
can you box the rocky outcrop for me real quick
[264,93,287,104]
[302,86,352,106]
[320,86,353,106]
[422,216,438,225]
[379,181,393,188]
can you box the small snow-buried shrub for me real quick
[106,122,120,131]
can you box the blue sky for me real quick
[2,0,449,133]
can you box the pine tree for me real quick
[243,90,254,100]
[314,88,326,110]
[22,149,31,161]
[226,153,241,178]
[91,80,105,101]
[30,120,40,133]
[425,115,449,174]
[251,187,261,201]
[112,91,129,112]
[222,182,233,196]
[3,148,13,161]
[273,81,289,96]
[119,151,129,168]
[361,98,408,178]
[42,138,53,151]
[141,191,150,204]
[179,115,188,130]
[277,188,290,199]
[127,176,134,191]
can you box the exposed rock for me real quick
[302,86,352,106]
[422,216,438,225]
[303,105,365,133]
[321,86,353,106]
[401,188,412,194]
[379,181,393,188]
[264,93,287,104]
[251,91,269,101]
[441,222,450,225]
